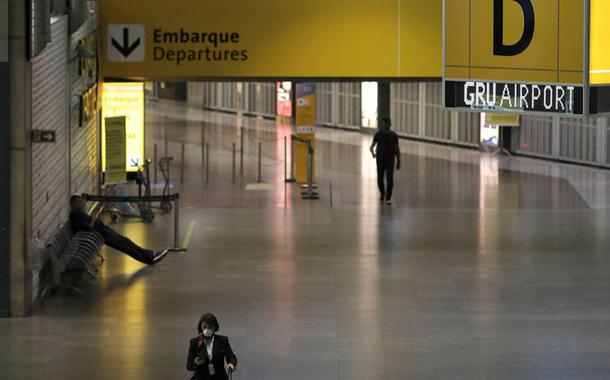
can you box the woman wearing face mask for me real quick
[187,313,237,380]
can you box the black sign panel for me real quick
[445,80,584,115]
[30,130,56,143]
[0,62,10,316]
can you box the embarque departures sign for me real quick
[444,0,610,116]
[100,0,442,79]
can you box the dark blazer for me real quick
[187,334,237,380]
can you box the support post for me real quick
[240,127,244,175]
[201,125,205,167]
[205,143,210,183]
[302,143,319,200]
[180,143,185,183]
[168,195,186,253]
[257,142,262,183]
[154,143,158,184]
[232,142,236,183]
[284,136,287,182]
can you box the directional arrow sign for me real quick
[112,28,141,58]
[31,130,56,143]
[107,24,145,62]
[130,158,140,168]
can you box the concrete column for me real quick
[377,81,391,124]
[0,0,10,316]
[9,0,31,316]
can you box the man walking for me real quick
[370,118,401,204]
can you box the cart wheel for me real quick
[110,213,118,223]
[141,209,155,223]
[160,200,173,213]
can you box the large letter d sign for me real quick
[494,0,535,56]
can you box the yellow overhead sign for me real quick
[100,0,442,79]
[445,0,584,84]
[102,82,145,173]
[590,0,610,85]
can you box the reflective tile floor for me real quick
[3,101,610,380]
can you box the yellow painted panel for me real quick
[444,0,470,68]
[590,0,610,85]
[559,72,583,84]
[470,68,558,83]
[102,0,443,79]
[559,0,584,73]
[400,0,443,77]
[470,0,558,71]
[445,66,470,79]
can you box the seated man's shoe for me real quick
[152,249,169,264]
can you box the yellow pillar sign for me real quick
[295,84,316,184]
[102,82,145,172]
[104,116,127,184]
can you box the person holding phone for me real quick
[187,313,237,380]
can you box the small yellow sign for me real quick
[102,82,145,173]
[296,84,317,184]
[590,0,610,85]
[484,113,520,127]
[104,116,127,184]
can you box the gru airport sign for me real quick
[100,0,442,80]
[444,0,610,116]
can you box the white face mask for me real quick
[203,328,214,338]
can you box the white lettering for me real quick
[500,85,512,108]
[476,82,486,106]
[556,86,565,111]
[532,85,541,107]
[464,82,475,106]
[519,84,529,109]
[543,86,554,110]
[567,86,575,113]
[485,82,497,106]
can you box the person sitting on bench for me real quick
[69,195,168,265]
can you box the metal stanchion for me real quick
[302,142,319,200]
[201,127,205,167]
[257,142,262,183]
[169,196,186,252]
[205,143,210,183]
[180,143,185,184]
[164,122,169,157]
[329,181,333,208]
[284,136,287,182]
[154,144,158,184]
[232,142,236,183]
[240,127,244,175]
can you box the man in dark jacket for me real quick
[370,117,401,204]
[69,195,168,265]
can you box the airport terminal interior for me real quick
[4,1,610,380]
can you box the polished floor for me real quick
[3,101,610,379]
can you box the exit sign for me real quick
[30,130,56,143]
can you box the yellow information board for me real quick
[295,84,316,184]
[102,82,145,173]
[100,0,441,79]
[104,116,127,184]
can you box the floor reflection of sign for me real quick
[480,113,499,149]
[104,116,127,184]
[102,82,145,172]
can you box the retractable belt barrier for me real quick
[82,193,187,252]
